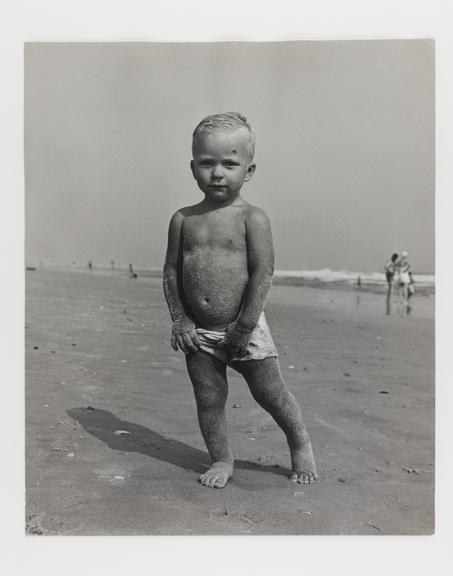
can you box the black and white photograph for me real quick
[3,0,453,574]
[24,40,435,535]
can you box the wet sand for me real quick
[25,269,435,535]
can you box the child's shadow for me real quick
[67,407,290,481]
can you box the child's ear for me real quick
[190,160,195,178]
[244,163,256,182]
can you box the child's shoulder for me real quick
[243,203,271,227]
[167,205,200,234]
[170,202,204,221]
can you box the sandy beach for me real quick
[25,268,434,535]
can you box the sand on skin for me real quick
[25,269,434,535]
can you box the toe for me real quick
[207,476,217,488]
[199,473,210,486]
[305,473,316,484]
[292,471,318,484]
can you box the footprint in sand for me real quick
[93,467,128,483]
[210,508,256,528]
[26,512,46,535]
[138,345,151,352]
[81,385,99,401]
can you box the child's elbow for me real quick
[261,255,275,277]
[251,263,274,282]
[163,260,178,278]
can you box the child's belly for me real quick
[182,249,249,330]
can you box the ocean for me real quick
[29,264,435,295]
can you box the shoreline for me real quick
[25,266,436,297]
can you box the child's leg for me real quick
[185,351,234,488]
[232,357,317,484]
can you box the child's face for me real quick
[191,129,256,203]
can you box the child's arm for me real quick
[220,207,274,356]
[163,211,200,354]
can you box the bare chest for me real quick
[182,212,247,252]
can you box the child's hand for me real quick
[218,321,253,358]
[171,316,200,353]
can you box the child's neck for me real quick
[202,193,245,209]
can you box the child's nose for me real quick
[212,165,224,179]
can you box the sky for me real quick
[25,40,435,272]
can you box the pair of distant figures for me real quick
[384,251,415,304]
[87,260,137,279]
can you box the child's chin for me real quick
[206,191,231,202]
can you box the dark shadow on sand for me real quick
[67,407,290,479]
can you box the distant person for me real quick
[395,251,411,303]
[129,263,138,279]
[384,253,399,297]
[88,260,93,270]
[163,112,317,489]
[407,271,415,300]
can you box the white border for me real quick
[2,1,452,575]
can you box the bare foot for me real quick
[199,461,233,489]
[290,442,318,485]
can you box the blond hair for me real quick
[192,112,255,160]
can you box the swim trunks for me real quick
[196,313,278,365]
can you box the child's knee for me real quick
[252,381,289,409]
[195,387,227,412]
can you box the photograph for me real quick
[25,40,434,535]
